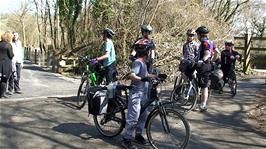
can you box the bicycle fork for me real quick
[183,81,193,100]
[158,104,171,134]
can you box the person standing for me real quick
[0,31,14,98]
[130,25,155,73]
[122,38,156,149]
[8,32,24,94]
[220,40,241,95]
[180,29,199,78]
[195,26,214,112]
[90,28,117,85]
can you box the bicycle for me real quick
[92,74,190,149]
[223,62,238,97]
[76,55,105,109]
[221,53,241,97]
[170,70,198,113]
[170,67,212,113]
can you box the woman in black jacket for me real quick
[0,31,14,98]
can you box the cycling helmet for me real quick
[186,29,196,36]
[103,28,115,37]
[141,25,153,33]
[196,26,209,34]
[224,40,234,46]
[134,39,151,56]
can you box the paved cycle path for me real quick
[0,61,80,101]
[0,62,265,149]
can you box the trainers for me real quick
[134,134,148,145]
[6,91,13,95]
[0,94,9,98]
[121,139,138,149]
[199,106,208,112]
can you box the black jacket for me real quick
[0,41,14,78]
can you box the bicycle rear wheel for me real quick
[76,77,89,109]
[146,108,190,149]
[93,99,125,137]
[171,83,197,113]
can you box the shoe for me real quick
[231,90,236,97]
[199,106,208,112]
[121,139,138,149]
[0,94,9,98]
[134,134,148,145]
[6,91,13,95]
[15,91,23,94]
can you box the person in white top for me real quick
[7,32,24,94]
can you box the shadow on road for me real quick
[51,96,80,110]
[52,122,124,148]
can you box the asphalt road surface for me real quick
[0,62,265,149]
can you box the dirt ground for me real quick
[247,99,266,132]
[240,71,266,133]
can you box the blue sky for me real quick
[0,0,30,14]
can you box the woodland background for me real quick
[0,0,265,79]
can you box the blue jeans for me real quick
[123,90,149,140]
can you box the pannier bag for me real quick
[179,59,191,72]
[87,86,109,115]
[210,69,224,90]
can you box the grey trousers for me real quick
[123,91,148,140]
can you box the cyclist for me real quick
[91,28,117,84]
[195,26,214,112]
[129,25,155,73]
[220,40,241,94]
[122,38,156,149]
[179,29,199,79]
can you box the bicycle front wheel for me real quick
[76,77,89,109]
[146,108,190,149]
[93,99,125,137]
[229,79,237,97]
[170,72,183,100]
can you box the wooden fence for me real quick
[234,34,266,73]
[24,47,78,73]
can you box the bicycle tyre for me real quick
[170,72,183,101]
[171,83,198,113]
[231,79,237,97]
[76,77,89,109]
[146,108,190,149]
[93,99,125,137]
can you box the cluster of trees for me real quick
[0,0,265,74]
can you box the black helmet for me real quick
[103,28,115,37]
[196,26,209,34]
[224,40,234,46]
[141,25,153,33]
[186,29,196,36]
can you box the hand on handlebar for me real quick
[90,58,98,65]
[230,55,235,60]
[158,74,167,79]
[140,77,152,82]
